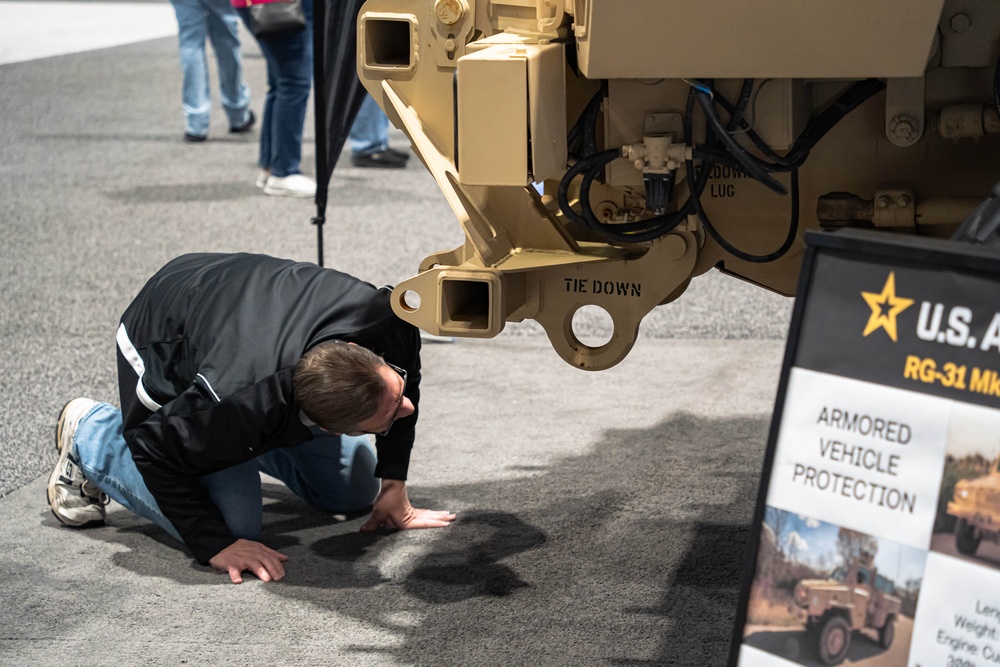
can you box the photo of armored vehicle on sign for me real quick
[947,457,1000,557]
[792,557,901,664]
[740,508,924,666]
[929,405,1000,566]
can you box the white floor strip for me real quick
[0,2,178,66]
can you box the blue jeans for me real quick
[238,0,313,177]
[73,402,379,544]
[349,94,390,156]
[170,0,251,136]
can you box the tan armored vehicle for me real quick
[354,0,1000,369]
[947,458,1000,556]
[792,557,900,665]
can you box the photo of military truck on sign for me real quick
[930,403,1000,568]
[947,456,1000,557]
[792,554,901,664]
[741,508,925,666]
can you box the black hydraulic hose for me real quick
[687,160,801,263]
[683,88,713,201]
[558,148,691,243]
[594,85,722,241]
[568,85,606,154]
[559,78,882,248]
[693,81,763,174]
[580,158,683,235]
[579,153,685,237]
[777,78,887,166]
[728,79,754,132]
[711,94,788,166]
[580,81,609,158]
[566,82,609,159]
[557,149,620,230]
[560,82,693,243]
[684,85,799,263]
[783,78,886,167]
[710,78,887,171]
[559,77,809,248]
[696,91,788,195]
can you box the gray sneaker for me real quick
[47,398,107,528]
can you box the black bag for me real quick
[249,0,306,38]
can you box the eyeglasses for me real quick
[376,362,408,437]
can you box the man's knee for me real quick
[341,437,379,511]
[200,460,263,539]
[351,470,380,511]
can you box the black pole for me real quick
[310,0,369,268]
[311,0,328,267]
[313,215,325,265]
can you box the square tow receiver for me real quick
[360,13,417,74]
[437,271,502,336]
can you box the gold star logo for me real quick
[861,272,913,342]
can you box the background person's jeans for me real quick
[349,94,390,157]
[170,0,251,136]
[238,0,313,177]
[73,402,379,545]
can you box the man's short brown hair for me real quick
[293,341,387,433]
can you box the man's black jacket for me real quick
[115,253,421,564]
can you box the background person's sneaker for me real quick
[47,398,107,528]
[263,174,316,198]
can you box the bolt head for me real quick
[950,12,971,33]
[434,0,464,25]
[888,114,917,142]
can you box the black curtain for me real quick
[312,0,369,266]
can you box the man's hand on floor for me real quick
[360,479,456,532]
[209,538,289,584]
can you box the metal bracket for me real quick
[872,186,916,228]
[391,231,697,370]
[430,0,474,68]
[536,0,565,33]
[885,77,925,147]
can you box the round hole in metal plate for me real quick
[401,290,421,312]
[571,304,614,348]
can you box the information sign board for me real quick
[729,229,1000,667]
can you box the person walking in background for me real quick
[350,93,410,168]
[234,0,316,198]
[170,0,255,142]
